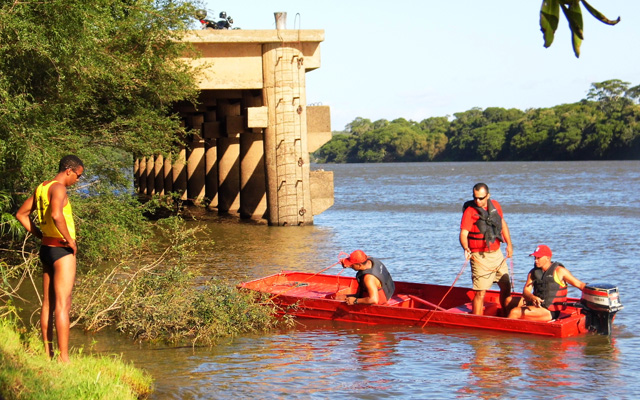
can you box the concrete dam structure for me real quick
[133,27,334,226]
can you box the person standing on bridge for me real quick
[459,183,513,316]
[15,155,84,363]
[340,250,395,305]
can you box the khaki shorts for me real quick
[470,250,508,291]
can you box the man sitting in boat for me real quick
[339,250,396,305]
[507,245,586,321]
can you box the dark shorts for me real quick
[550,310,561,320]
[40,245,73,273]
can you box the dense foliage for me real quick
[0,0,199,190]
[0,0,201,265]
[71,218,289,346]
[313,80,640,163]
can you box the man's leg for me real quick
[509,305,552,321]
[52,253,76,362]
[41,270,55,358]
[472,290,486,315]
[497,274,513,316]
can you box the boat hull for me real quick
[239,272,595,338]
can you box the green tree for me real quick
[0,0,200,265]
[345,117,374,136]
[508,108,560,160]
[0,0,199,195]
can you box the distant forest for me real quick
[312,80,640,163]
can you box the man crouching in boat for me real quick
[508,245,586,321]
[339,250,395,305]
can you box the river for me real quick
[71,161,640,399]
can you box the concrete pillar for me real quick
[187,139,206,205]
[146,156,155,195]
[133,158,140,192]
[138,156,147,195]
[240,90,267,219]
[239,132,267,219]
[172,149,187,200]
[217,137,240,213]
[163,154,173,194]
[154,154,165,196]
[216,100,241,214]
[205,139,218,210]
[262,43,313,225]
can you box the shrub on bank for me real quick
[72,217,288,346]
[0,319,152,400]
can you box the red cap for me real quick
[341,250,368,267]
[529,244,552,258]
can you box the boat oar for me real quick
[420,258,470,328]
[261,261,342,304]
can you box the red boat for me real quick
[239,271,623,338]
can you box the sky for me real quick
[201,1,640,131]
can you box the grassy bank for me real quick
[0,319,152,400]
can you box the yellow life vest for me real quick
[35,181,76,240]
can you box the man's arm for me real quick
[15,192,42,239]
[459,229,471,260]
[522,273,543,307]
[501,219,513,258]
[49,183,77,255]
[350,274,380,305]
[558,267,586,291]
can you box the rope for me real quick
[509,256,515,291]
[261,252,348,304]
[420,258,470,328]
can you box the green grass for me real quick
[0,319,152,400]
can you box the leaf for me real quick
[581,0,620,25]
[571,28,583,58]
[560,1,583,57]
[540,0,560,48]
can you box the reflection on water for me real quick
[67,161,640,399]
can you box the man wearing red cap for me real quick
[507,245,586,321]
[460,183,513,315]
[340,250,395,305]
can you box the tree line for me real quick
[313,80,640,163]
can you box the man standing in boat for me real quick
[508,245,586,321]
[340,250,395,305]
[459,183,513,315]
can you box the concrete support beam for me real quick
[146,156,155,195]
[154,154,165,196]
[163,154,173,193]
[310,170,334,215]
[217,100,241,213]
[138,157,147,195]
[306,105,332,153]
[133,158,140,192]
[262,43,313,226]
[247,106,268,128]
[187,140,206,205]
[217,137,240,213]
[173,149,187,200]
[205,139,218,209]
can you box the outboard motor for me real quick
[580,283,623,335]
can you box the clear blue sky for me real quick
[201,1,640,131]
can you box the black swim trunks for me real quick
[40,245,73,273]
